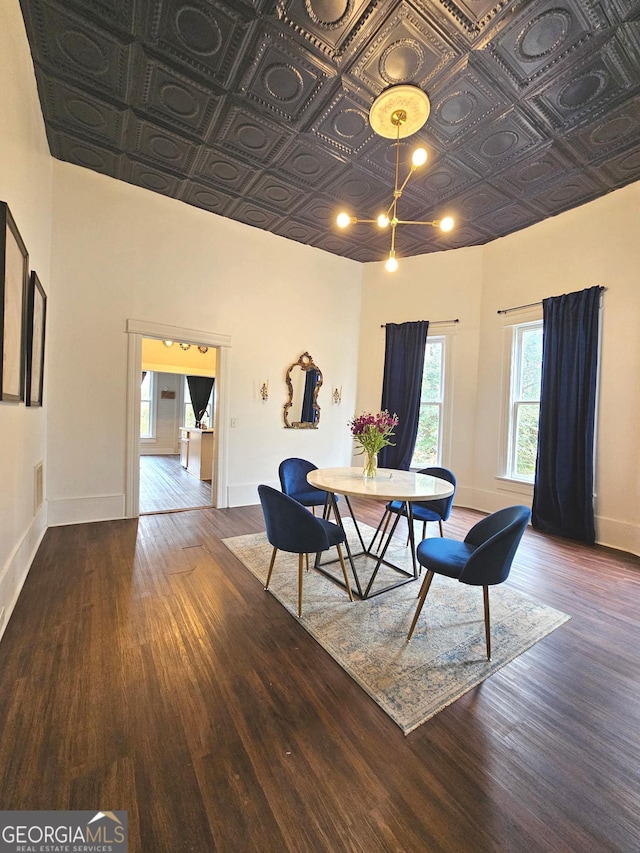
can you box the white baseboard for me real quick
[595,515,640,557]
[48,494,126,526]
[0,505,47,642]
[228,481,278,508]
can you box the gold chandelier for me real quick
[336,85,454,272]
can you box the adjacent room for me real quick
[1,1,639,851]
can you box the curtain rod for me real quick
[380,319,459,327]
[497,286,606,315]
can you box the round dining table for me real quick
[307,466,454,598]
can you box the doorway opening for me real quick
[139,346,216,513]
[125,319,231,518]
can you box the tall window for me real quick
[507,321,543,481]
[140,371,154,438]
[183,377,213,428]
[412,337,445,468]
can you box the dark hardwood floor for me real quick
[0,501,638,852]
[139,454,212,513]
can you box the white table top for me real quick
[307,466,454,502]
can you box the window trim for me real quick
[501,318,543,484]
[411,333,452,470]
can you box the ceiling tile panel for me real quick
[309,86,377,155]
[350,2,457,95]
[21,0,133,102]
[240,31,332,125]
[190,145,261,193]
[215,103,295,165]
[485,0,610,90]
[426,55,512,146]
[562,93,640,165]
[272,139,347,191]
[180,182,238,215]
[126,116,199,175]
[275,0,381,59]
[526,34,640,131]
[124,157,186,196]
[455,106,545,174]
[130,51,223,139]
[145,0,253,87]
[48,129,123,176]
[39,76,128,149]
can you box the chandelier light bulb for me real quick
[377,214,390,228]
[412,148,428,167]
[336,212,352,228]
[439,216,454,232]
[385,253,398,273]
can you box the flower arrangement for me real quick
[349,410,399,478]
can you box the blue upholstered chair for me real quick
[407,505,531,659]
[258,484,353,617]
[372,467,457,550]
[278,457,333,515]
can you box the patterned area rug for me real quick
[222,521,570,734]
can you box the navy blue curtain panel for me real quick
[531,286,601,544]
[187,376,215,426]
[379,321,429,470]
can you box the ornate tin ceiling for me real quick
[18,0,640,262]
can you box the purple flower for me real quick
[348,410,398,455]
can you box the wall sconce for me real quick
[179,342,191,351]
[163,340,173,347]
[260,380,269,401]
[332,386,342,404]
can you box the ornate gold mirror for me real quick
[283,352,322,429]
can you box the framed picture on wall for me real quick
[25,270,47,407]
[0,201,28,402]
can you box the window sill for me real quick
[494,476,534,495]
[140,437,157,443]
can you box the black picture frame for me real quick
[0,202,28,402]
[25,270,47,407]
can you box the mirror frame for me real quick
[283,352,323,429]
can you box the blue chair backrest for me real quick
[416,466,457,520]
[460,505,531,586]
[278,457,318,497]
[258,484,330,554]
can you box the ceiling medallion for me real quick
[336,85,454,272]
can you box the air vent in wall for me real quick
[34,461,43,514]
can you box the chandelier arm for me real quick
[395,219,441,226]
[396,166,418,198]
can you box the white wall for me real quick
[360,183,640,555]
[47,162,363,521]
[0,1,53,638]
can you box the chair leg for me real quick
[438,519,444,537]
[305,553,310,572]
[483,585,491,660]
[407,570,435,641]
[335,544,353,601]
[265,547,278,590]
[298,553,304,617]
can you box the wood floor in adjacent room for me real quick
[0,502,638,852]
